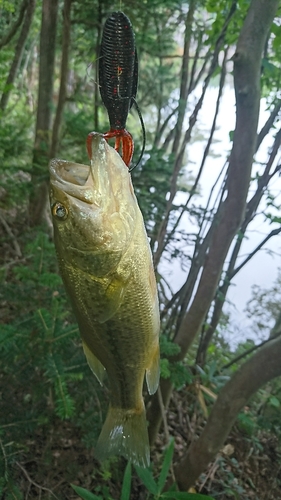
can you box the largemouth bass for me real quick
[49,133,160,467]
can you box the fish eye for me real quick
[52,202,68,220]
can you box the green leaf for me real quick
[70,484,102,500]
[161,492,215,499]
[121,462,132,500]
[169,362,192,389]
[229,130,234,141]
[160,336,181,357]
[269,396,280,408]
[158,439,175,492]
[262,58,278,75]
[134,465,159,495]
[160,358,171,379]
[237,412,255,436]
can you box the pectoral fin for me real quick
[145,343,160,395]
[98,278,125,323]
[82,342,106,385]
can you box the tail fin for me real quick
[95,404,150,468]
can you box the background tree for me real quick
[29,0,59,226]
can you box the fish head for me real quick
[49,134,139,276]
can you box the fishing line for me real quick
[129,97,146,172]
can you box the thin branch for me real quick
[0,0,28,49]
[230,227,281,279]
[153,105,178,149]
[160,0,196,155]
[0,0,36,111]
[157,387,170,444]
[0,439,8,482]
[197,128,281,364]
[0,419,40,428]
[187,31,204,94]
[0,210,22,257]
[164,49,228,251]
[153,3,236,268]
[16,462,59,499]
[189,48,228,197]
[256,99,281,151]
[221,330,281,371]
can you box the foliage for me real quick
[245,271,281,337]
[2,232,82,417]
[71,441,215,500]
[0,230,107,496]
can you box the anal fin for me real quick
[82,341,106,385]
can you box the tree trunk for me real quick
[93,0,102,131]
[0,0,36,111]
[29,0,59,226]
[148,0,280,445]
[173,335,281,490]
[50,0,72,158]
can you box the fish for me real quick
[49,132,160,467]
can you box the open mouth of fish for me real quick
[49,134,112,205]
[49,159,96,204]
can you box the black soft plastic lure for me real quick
[87,11,145,171]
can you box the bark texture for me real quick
[29,0,59,226]
[50,0,72,158]
[148,0,280,445]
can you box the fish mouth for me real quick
[49,134,128,207]
[49,159,95,204]
[49,135,108,204]
[49,161,90,186]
